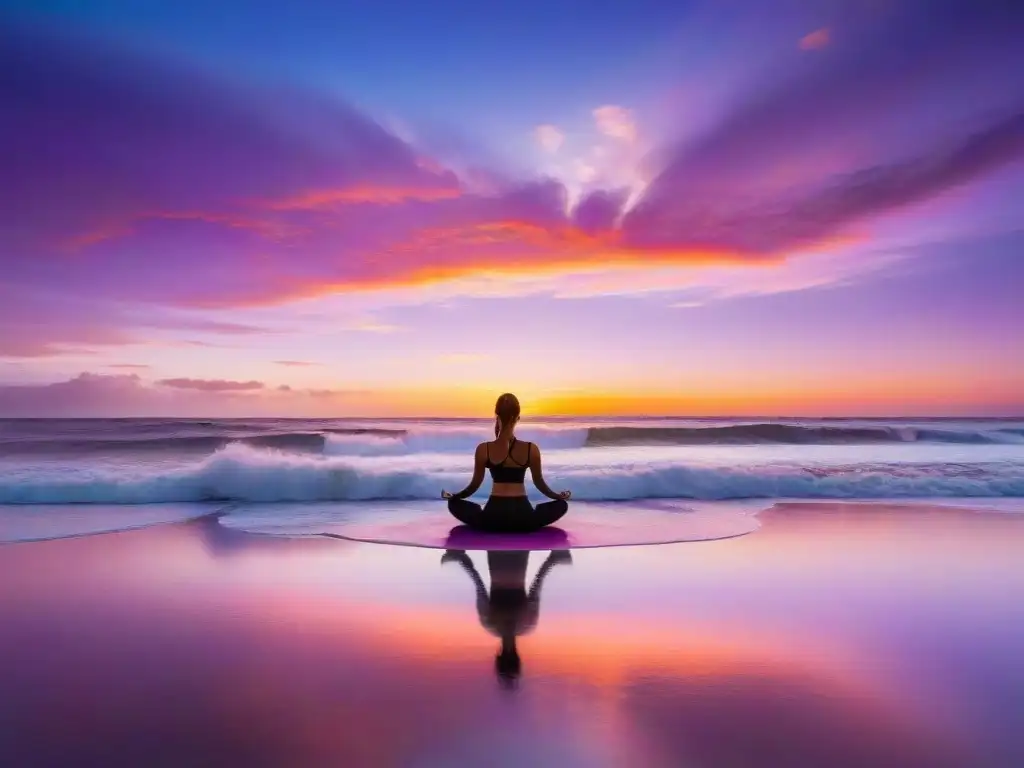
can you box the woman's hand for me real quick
[556,490,572,500]
[441,490,454,499]
[441,548,468,564]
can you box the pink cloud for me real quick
[144,316,273,335]
[534,125,565,154]
[593,106,637,144]
[799,28,830,51]
[274,360,320,367]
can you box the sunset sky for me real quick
[2,0,1023,417]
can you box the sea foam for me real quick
[2,442,1023,504]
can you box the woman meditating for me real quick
[441,393,571,532]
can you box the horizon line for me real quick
[1,414,1021,421]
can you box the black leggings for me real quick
[447,496,569,533]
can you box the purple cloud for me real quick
[573,189,631,234]
[624,109,1024,253]
[0,282,278,359]
[157,378,265,392]
[144,317,273,336]
[0,373,375,416]
[0,285,139,358]
[624,0,1024,252]
[0,21,457,255]
[0,374,153,417]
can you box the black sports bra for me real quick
[486,438,531,483]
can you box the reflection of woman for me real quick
[442,548,572,685]
[441,393,571,532]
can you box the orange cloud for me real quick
[63,184,461,251]
[170,215,781,310]
[397,218,745,267]
[800,27,831,50]
[350,321,400,333]
[337,220,770,291]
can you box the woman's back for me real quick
[484,437,531,485]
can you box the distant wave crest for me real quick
[584,424,1024,446]
[4,422,1022,456]
[0,429,403,456]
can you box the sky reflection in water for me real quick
[1,505,1022,766]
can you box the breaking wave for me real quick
[2,443,1023,504]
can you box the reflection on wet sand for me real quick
[442,547,572,686]
[191,512,352,558]
[1,504,1021,766]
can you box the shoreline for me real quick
[3,496,1024,547]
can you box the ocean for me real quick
[6,419,1024,766]
[2,416,1023,506]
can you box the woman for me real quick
[441,393,571,532]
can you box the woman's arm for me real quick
[528,444,571,501]
[441,550,490,619]
[528,550,572,601]
[442,443,487,500]
[441,550,489,598]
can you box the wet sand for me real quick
[2,502,1023,767]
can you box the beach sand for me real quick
[2,502,1023,767]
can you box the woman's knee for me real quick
[448,498,484,525]
[537,499,568,514]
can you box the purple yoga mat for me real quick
[320,505,759,550]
